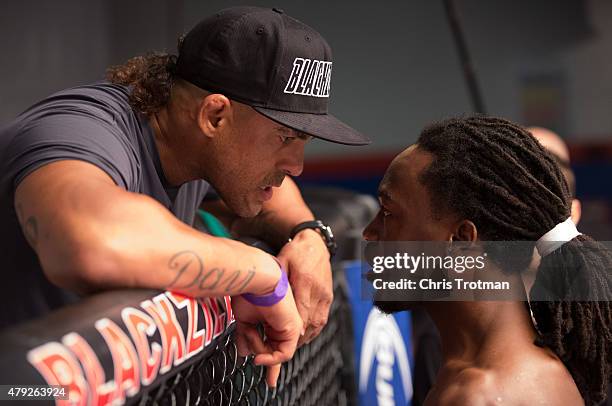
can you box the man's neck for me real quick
[149,107,193,187]
[425,274,536,362]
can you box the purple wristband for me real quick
[242,258,288,307]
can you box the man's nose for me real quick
[278,144,305,177]
[363,219,379,241]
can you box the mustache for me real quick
[261,173,286,187]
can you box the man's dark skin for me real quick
[363,145,583,405]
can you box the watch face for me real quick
[320,224,334,240]
[320,225,337,256]
[290,220,337,256]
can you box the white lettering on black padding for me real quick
[284,58,332,97]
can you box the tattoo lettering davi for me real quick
[166,250,256,294]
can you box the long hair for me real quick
[417,115,612,405]
[106,52,177,115]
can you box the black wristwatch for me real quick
[289,220,337,257]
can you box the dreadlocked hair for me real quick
[106,52,177,115]
[416,115,612,405]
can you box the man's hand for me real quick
[203,178,334,344]
[277,229,332,345]
[232,286,303,388]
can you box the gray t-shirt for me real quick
[0,82,210,330]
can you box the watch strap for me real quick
[289,220,337,257]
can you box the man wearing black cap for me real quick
[0,6,369,386]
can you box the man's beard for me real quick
[373,299,414,314]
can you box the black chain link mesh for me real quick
[132,272,355,406]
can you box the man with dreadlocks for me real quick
[0,7,369,386]
[363,116,611,405]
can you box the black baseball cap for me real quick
[175,6,370,146]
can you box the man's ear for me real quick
[571,198,582,225]
[453,220,478,242]
[197,94,232,138]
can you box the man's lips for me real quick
[257,178,283,202]
[258,186,274,201]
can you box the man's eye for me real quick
[280,135,296,144]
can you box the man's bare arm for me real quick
[14,160,281,297]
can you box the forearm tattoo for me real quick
[165,250,256,294]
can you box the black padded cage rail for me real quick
[0,265,356,406]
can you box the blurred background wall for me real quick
[1,0,611,236]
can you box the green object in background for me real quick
[197,209,232,238]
